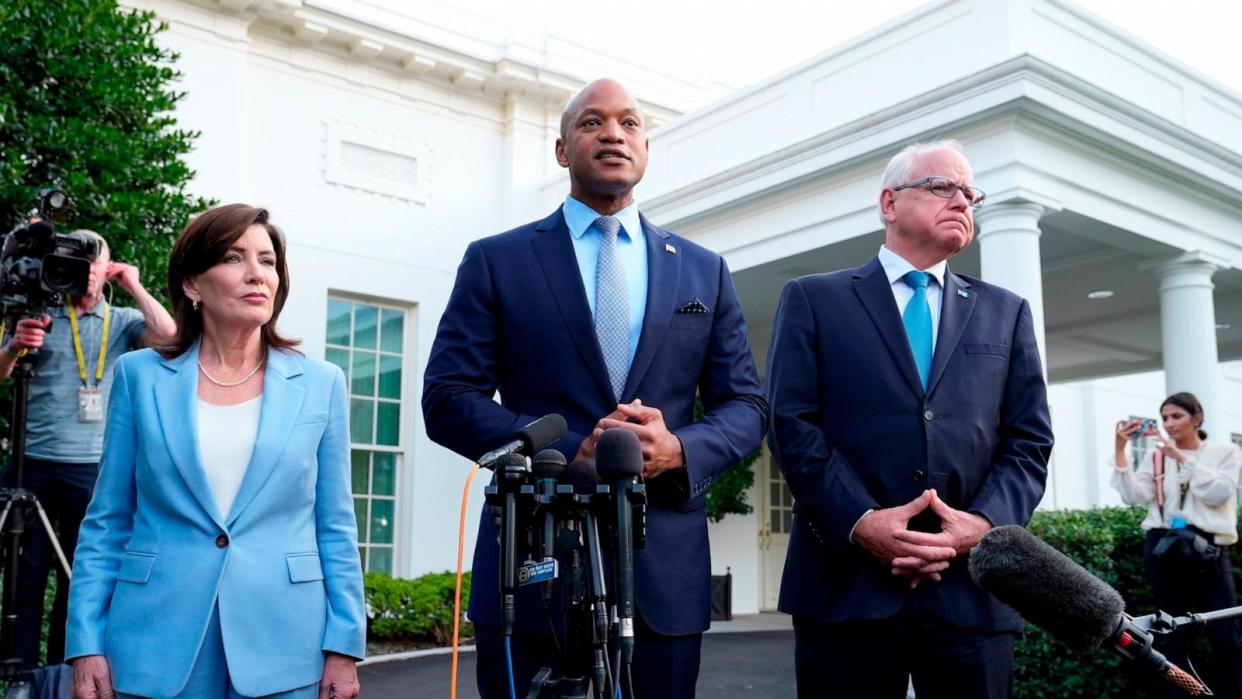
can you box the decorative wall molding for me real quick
[323,121,433,204]
[155,0,684,127]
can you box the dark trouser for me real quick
[793,604,1015,699]
[475,613,703,698]
[1145,529,1242,699]
[1,457,98,669]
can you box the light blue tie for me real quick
[594,216,629,401]
[902,270,933,390]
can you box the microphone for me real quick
[477,414,567,469]
[567,458,602,495]
[531,449,567,601]
[970,525,1208,695]
[595,428,643,669]
[494,452,529,637]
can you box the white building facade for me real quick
[132,0,1242,616]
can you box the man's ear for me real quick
[879,189,898,224]
[555,138,569,169]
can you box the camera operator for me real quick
[0,229,174,670]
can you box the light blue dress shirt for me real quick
[877,244,947,350]
[562,195,648,368]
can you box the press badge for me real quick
[78,386,103,422]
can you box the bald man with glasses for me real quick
[766,140,1053,698]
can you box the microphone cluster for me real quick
[479,416,647,699]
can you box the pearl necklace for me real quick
[198,357,264,387]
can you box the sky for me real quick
[380,0,1242,100]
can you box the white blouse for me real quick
[1110,441,1241,544]
[196,396,262,518]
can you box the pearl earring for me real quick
[192,299,200,311]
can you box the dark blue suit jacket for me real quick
[766,256,1053,631]
[423,207,767,636]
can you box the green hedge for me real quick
[1016,506,1241,698]
[365,571,471,646]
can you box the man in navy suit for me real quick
[423,78,767,699]
[766,140,1054,698]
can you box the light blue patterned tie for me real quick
[902,270,933,390]
[594,215,629,401]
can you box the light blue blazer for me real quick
[66,345,366,698]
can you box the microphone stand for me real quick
[525,483,613,699]
[1118,605,1242,697]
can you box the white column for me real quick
[974,200,1048,366]
[1155,251,1228,441]
[501,94,557,226]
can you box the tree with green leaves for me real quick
[0,1,210,670]
[0,0,211,300]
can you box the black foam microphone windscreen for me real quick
[516,414,568,452]
[595,429,643,480]
[531,449,567,480]
[566,459,601,495]
[969,524,1125,651]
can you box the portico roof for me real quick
[629,0,1242,382]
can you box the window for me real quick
[769,464,794,535]
[326,297,406,574]
[1232,434,1242,504]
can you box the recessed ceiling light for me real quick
[1087,290,1114,300]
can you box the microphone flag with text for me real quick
[969,525,1209,696]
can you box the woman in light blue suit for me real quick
[66,204,365,699]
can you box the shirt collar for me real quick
[878,245,947,288]
[563,195,643,243]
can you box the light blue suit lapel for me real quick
[154,344,226,529]
[226,349,305,526]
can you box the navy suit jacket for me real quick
[423,207,768,635]
[766,256,1053,631]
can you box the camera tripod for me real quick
[0,351,73,680]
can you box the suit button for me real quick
[923,409,935,421]
[215,534,229,548]
[912,470,926,482]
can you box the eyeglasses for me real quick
[892,176,987,209]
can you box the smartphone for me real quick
[1129,418,1157,439]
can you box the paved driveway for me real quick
[358,629,796,698]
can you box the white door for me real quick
[759,449,793,611]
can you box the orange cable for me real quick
[451,463,483,699]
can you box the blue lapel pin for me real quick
[957,288,969,299]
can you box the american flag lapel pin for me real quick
[957,288,969,299]
[665,243,677,254]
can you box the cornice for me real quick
[644,55,1242,226]
[159,0,683,125]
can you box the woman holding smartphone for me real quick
[1111,392,1242,699]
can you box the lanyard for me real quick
[68,302,111,386]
